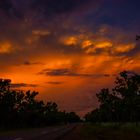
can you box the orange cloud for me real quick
[62,36,78,46]
[83,41,112,54]
[82,40,93,48]
[32,30,50,36]
[95,41,113,49]
[113,44,135,53]
[0,42,13,54]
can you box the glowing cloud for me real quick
[95,41,113,49]
[0,42,13,54]
[82,40,93,48]
[62,36,78,46]
[113,44,135,54]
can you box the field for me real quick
[80,123,140,140]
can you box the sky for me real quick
[0,0,140,116]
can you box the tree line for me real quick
[0,79,80,128]
[85,71,140,123]
[1,70,140,128]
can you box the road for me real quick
[0,124,77,140]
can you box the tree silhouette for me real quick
[85,71,140,123]
[0,79,80,128]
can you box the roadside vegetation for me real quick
[85,71,140,123]
[80,123,140,140]
[0,79,80,129]
[83,70,140,140]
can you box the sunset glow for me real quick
[0,0,140,116]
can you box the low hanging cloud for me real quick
[38,68,110,78]
[46,81,64,85]
[11,83,38,88]
[23,60,44,66]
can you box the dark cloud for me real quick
[46,81,64,85]
[0,0,12,12]
[38,68,110,78]
[0,0,97,21]
[23,61,44,66]
[11,83,38,88]
[91,0,140,30]
[0,0,23,18]
[30,0,94,17]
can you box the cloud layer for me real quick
[0,0,140,115]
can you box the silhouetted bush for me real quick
[0,79,80,128]
[85,71,140,123]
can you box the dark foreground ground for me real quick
[0,123,140,140]
[0,124,76,140]
[60,123,140,140]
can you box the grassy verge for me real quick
[80,123,140,140]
